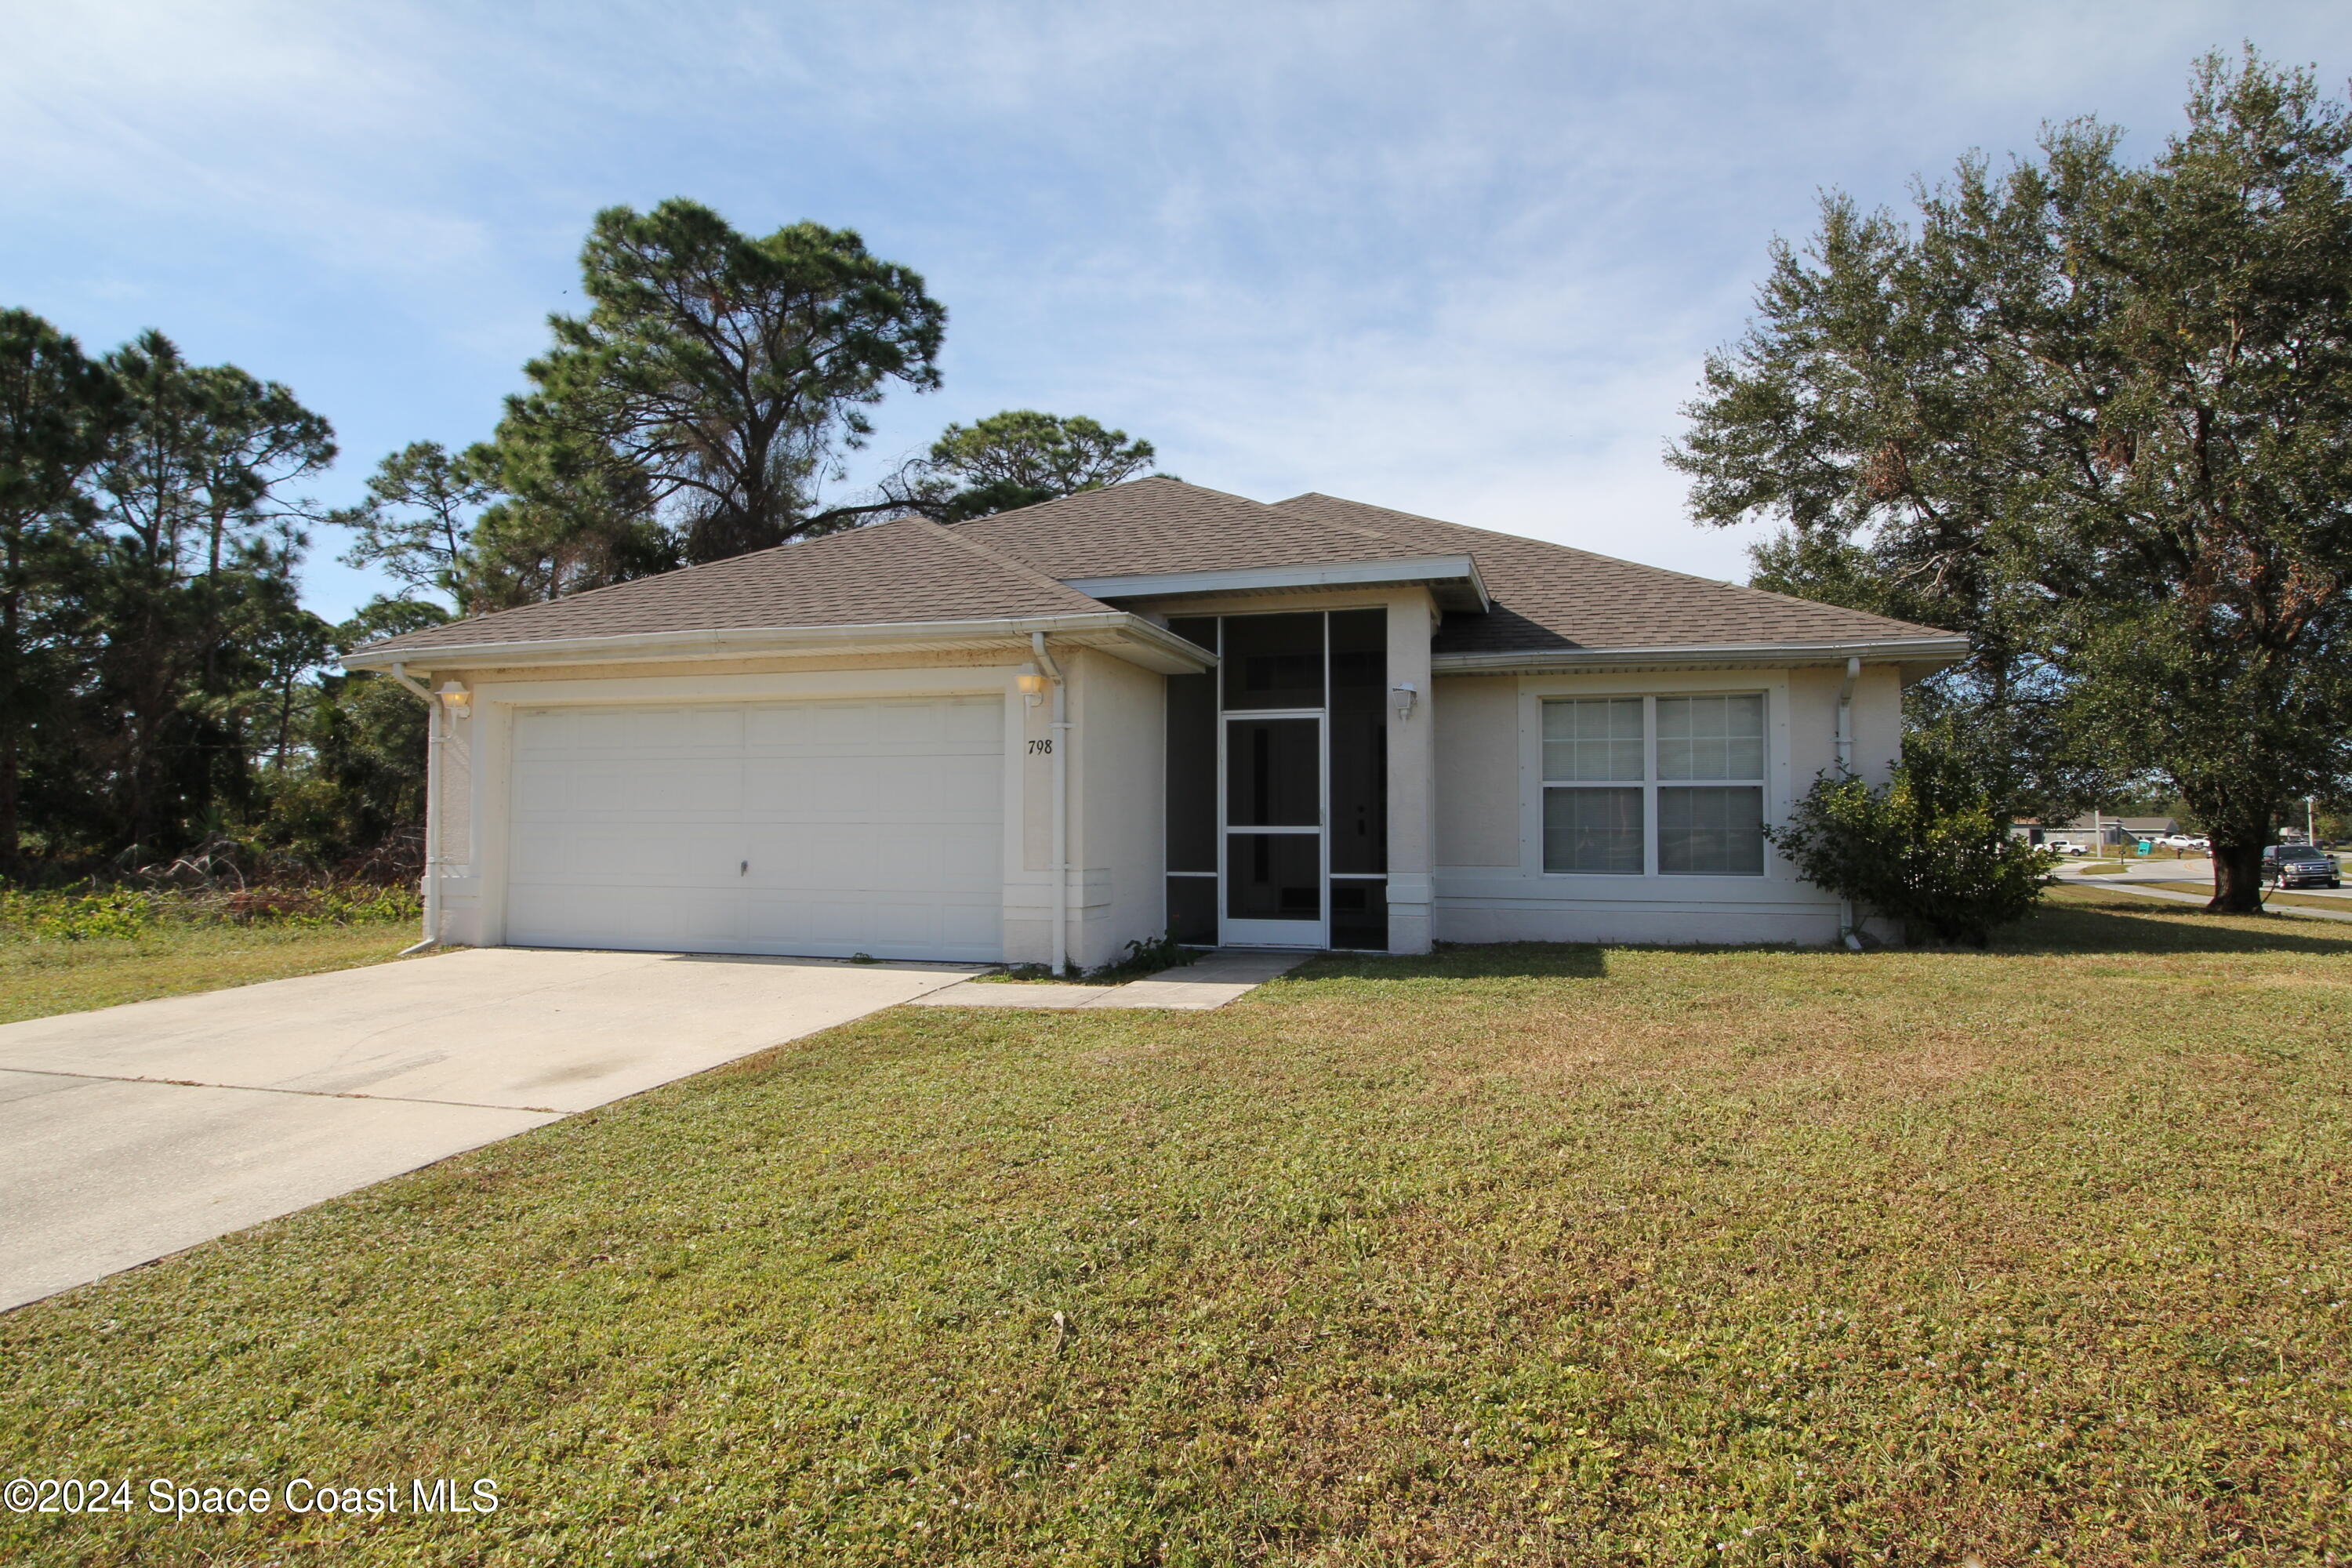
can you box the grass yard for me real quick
[0,923,423,1025]
[5,886,2349,1565]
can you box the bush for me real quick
[0,883,422,942]
[1768,746,2057,946]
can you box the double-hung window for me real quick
[1541,694,1767,876]
[1541,698,1645,873]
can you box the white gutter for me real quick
[1430,635,1969,676]
[339,611,1213,677]
[386,662,442,956]
[1835,655,1863,952]
[1031,632,1071,977]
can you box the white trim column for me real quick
[1385,589,1437,954]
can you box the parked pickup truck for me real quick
[2263,844,2345,890]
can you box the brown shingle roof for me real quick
[1272,492,1956,654]
[351,515,1109,656]
[349,477,1959,662]
[956,476,1438,577]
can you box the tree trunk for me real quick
[2207,840,2268,913]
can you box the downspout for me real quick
[1030,632,1071,977]
[1835,655,1863,952]
[387,662,442,956]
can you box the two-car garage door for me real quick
[506,696,1004,962]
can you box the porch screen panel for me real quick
[1330,880,1388,951]
[1164,616,1220,944]
[1221,613,1324,710]
[1226,719,1319,826]
[1227,833,1321,920]
[1166,874,1218,944]
[1165,670,1218,871]
[1328,608,1388,875]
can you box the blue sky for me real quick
[8,2,2349,622]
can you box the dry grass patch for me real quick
[0,923,420,1024]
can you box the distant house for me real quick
[2041,814,2182,851]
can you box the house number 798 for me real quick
[1028,739,1052,754]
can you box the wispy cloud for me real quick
[6,0,2348,615]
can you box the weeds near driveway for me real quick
[3,886,2347,1563]
[0,888,424,1024]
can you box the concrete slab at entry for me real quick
[911,949,1309,1011]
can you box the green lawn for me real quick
[0,922,423,1025]
[5,886,2349,1565]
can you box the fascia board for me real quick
[341,612,1216,677]
[1430,635,1970,675]
[1065,554,1490,609]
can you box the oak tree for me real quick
[1672,50,2352,912]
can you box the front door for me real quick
[1221,713,1326,948]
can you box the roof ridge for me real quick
[956,476,1429,557]
[1276,492,1956,640]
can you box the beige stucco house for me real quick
[343,479,1966,966]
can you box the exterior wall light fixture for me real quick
[1391,681,1418,719]
[436,681,472,718]
[1016,665,1050,707]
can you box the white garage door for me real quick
[506,696,1004,962]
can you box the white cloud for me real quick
[7,0,2350,621]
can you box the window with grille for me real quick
[1540,694,1766,877]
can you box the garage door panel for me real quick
[514,710,579,755]
[937,900,1002,949]
[510,825,573,882]
[864,764,936,819]
[740,757,822,813]
[675,890,747,949]
[508,698,1004,960]
[682,706,744,749]
[939,697,1005,746]
[804,829,879,888]
[564,760,733,817]
[509,759,574,815]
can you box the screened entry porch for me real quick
[1163,609,1389,952]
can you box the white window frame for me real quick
[1523,678,1785,884]
[1653,693,1770,877]
[1537,695,1650,875]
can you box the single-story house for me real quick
[343,479,1967,964]
[2041,815,2182,851]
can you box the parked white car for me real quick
[2160,833,2206,849]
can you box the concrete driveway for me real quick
[0,948,975,1312]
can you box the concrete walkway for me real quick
[2058,857,2352,898]
[911,949,1309,1011]
[2073,880,2352,924]
[0,948,975,1312]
